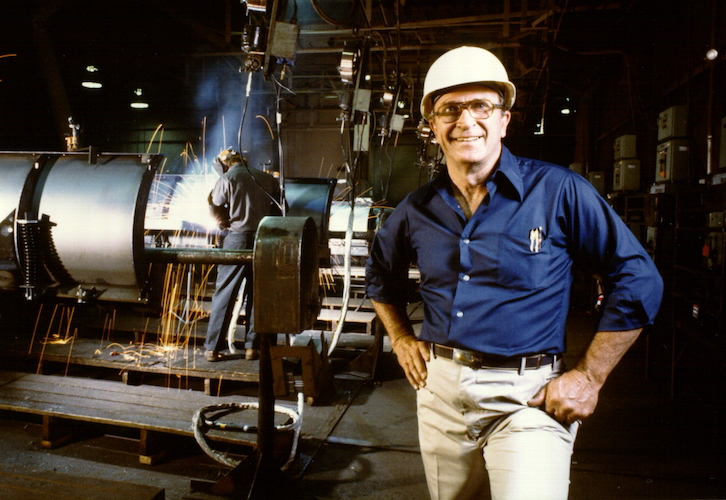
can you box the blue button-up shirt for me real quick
[365,146,663,357]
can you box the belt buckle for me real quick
[453,348,483,369]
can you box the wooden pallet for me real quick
[0,371,294,465]
[0,463,164,500]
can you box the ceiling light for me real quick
[86,65,99,73]
[706,48,719,61]
[134,88,143,96]
[561,108,571,115]
[130,102,149,109]
[81,81,102,89]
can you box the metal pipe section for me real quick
[145,247,254,265]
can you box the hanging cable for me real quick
[273,73,292,215]
[237,71,254,153]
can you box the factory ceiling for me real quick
[0,0,719,151]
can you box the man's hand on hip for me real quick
[527,368,600,425]
[391,335,431,390]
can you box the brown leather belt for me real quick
[432,344,558,371]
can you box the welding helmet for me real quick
[420,46,516,119]
[216,148,242,173]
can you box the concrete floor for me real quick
[0,310,724,499]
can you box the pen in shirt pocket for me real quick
[529,226,543,253]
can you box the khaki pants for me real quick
[417,354,578,500]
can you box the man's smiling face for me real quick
[429,84,511,173]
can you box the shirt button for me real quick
[462,275,470,281]
[463,238,470,244]
[456,311,464,318]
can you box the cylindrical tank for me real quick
[0,151,161,302]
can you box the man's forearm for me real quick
[371,299,430,389]
[371,300,415,345]
[574,328,642,387]
[529,327,642,423]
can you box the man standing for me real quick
[365,46,663,500]
[205,148,281,362]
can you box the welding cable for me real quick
[327,199,355,356]
[240,155,284,212]
[237,72,253,153]
[225,277,247,354]
[191,393,304,471]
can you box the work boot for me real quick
[205,350,222,362]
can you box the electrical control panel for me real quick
[655,139,689,183]
[613,135,637,160]
[657,105,688,141]
[569,163,583,176]
[587,171,605,196]
[613,159,640,191]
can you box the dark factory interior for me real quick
[1,1,725,499]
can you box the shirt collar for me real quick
[423,145,524,203]
[493,146,524,202]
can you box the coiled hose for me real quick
[192,393,303,471]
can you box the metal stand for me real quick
[208,334,282,499]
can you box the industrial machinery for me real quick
[0,149,327,497]
[0,151,326,317]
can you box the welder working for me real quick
[365,46,663,500]
[205,148,281,362]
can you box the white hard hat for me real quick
[420,46,517,119]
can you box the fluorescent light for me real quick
[130,102,149,109]
[82,81,102,89]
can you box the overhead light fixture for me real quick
[86,65,99,73]
[81,81,102,89]
[706,48,719,61]
[561,108,571,115]
[130,102,149,109]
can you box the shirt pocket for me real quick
[496,231,550,290]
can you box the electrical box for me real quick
[708,212,724,228]
[587,171,605,196]
[657,105,688,141]
[353,89,372,113]
[655,139,689,183]
[569,163,584,176]
[613,159,641,191]
[390,114,405,133]
[613,135,637,159]
[353,123,370,152]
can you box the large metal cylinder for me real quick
[0,151,161,301]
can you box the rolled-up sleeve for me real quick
[564,175,663,331]
[366,205,413,308]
